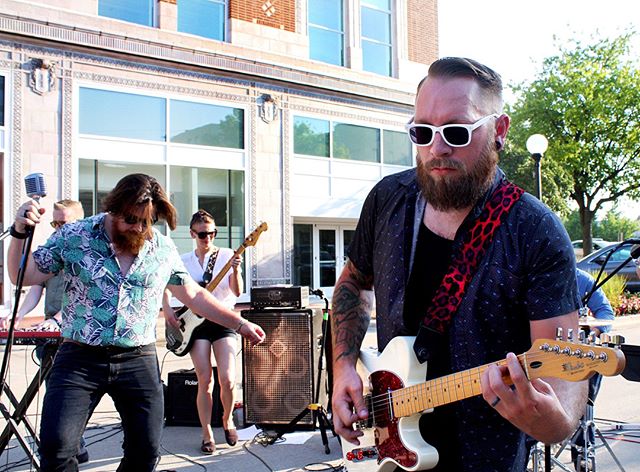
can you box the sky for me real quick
[438,0,640,218]
[438,0,640,98]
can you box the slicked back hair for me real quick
[417,57,504,113]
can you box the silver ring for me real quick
[491,397,500,408]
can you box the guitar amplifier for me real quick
[241,308,327,428]
[250,286,309,309]
[165,368,223,427]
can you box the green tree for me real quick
[504,31,640,255]
[594,210,640,241]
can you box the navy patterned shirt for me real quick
[348,168,580,471]
[33,213,190,348]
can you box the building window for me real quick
[292,223,355,293]
[170,99,243,149]
[98,0,155,26]
[78,87,246,256]
[294,115,411,165]
[293,116,330,157]
[178,0,226,41]
[361,0,392,76]
[333,123,379,162]
[308,0,344,66]
[79,88,166,141]
[383,129,412,166]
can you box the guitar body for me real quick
[342,337,439,472]
[164,306,205,357]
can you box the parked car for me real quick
[572,239,614,258]
[576,244,640,292]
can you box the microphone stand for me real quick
[583,240,640,306]
[0,225,37,399]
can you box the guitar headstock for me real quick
[524,339,626,382]
[242,222,268,248]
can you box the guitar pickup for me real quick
[345,446,378,462]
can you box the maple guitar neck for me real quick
[391,340,625,419]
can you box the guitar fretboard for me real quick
[391,356,519,418]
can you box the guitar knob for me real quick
[567,329,574,342]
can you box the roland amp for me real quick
[165,368,223,426]
[250,286,309,309]
[241,308,326,428]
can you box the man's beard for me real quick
[112,226,150,255]
[416,140,498,211]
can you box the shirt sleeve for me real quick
[32,228,66,275]
[577,269,615,332]
[524,212,581,321]
[166,243,191,286]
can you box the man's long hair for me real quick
[102,174,177,230]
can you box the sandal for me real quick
[224,428,238,446]
[201,440,215,455]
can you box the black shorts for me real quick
[191,320,236,343]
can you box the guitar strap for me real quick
[200,247,220,288]
[413,180,524,363]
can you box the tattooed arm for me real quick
[330,260,374,444]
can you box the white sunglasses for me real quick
[406,114,499,147]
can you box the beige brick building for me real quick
[0,0,438,307]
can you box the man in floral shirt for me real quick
[7,174,265,471]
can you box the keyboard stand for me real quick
[0,342,58,470]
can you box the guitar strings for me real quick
[363,347,615,421]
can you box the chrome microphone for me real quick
[24,173,47,201]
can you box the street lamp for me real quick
[526,134,548,200]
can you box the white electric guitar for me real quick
[165,222,268,356]
[342,336,626,472]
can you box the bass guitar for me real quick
[165,222,268,356]
[342,336,626,472]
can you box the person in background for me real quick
[7,174,265,471]
[0,199,90,464]
[572,268,616,470]
[330,57,587,471]
[164,210,242,455]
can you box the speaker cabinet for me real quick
[165,368,223,427]
[242,308,325,428]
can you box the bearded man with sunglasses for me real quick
[7,173,265,472]
[331,57,586,471]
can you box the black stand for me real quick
[270,289,335,453]
[0,225,42,468]
[0,342,58,470]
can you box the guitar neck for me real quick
[391,355,520,418]
[204,245,246,293]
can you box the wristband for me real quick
[235,319,247,333]
[10,224,28,239]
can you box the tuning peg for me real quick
[578,330,586,344]
[555,327,563,341]
[567,328,574,342]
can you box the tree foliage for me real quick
[563,209,639,241]
[503,31,640,254]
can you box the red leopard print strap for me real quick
[422,181,524,334]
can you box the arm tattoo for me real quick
[331,262,374,364]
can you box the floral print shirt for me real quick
[33,213,190,347]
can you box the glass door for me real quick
[293,223,355,296]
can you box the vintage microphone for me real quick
[0,173,47,399]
